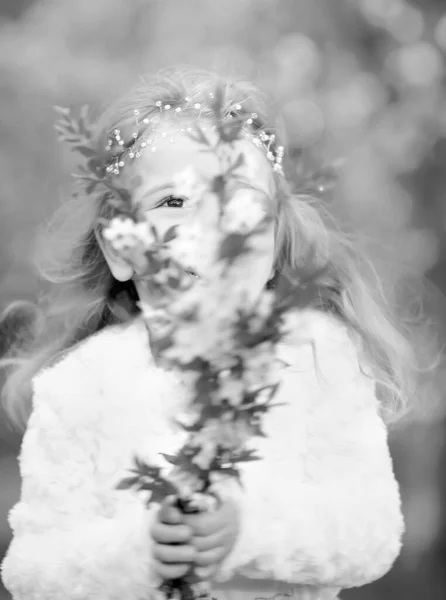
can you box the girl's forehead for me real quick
[134,120,274,196]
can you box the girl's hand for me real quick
[151,498,197,580]
[183,498,240,580]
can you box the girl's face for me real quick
[111,118,277,303]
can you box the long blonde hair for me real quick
[0,66,434,431]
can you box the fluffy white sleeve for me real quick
[216,311,404,589]
[1,364,161,600]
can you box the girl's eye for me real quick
[159,195,186,208]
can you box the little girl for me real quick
[0,67,415,600]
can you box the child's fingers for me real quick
[154,561,191,581]
[195,564,219,581]
[192,528,231,553]
[152,543,197,564]
[183,499,237,536]
[194,544,227,567]
[183,510,222,536]
[158,503,183,525]
[151,522,192,544]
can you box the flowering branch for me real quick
[55,90,329,600]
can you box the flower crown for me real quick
[55,90,339,200]
[103,95,285,177]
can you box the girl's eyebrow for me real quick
[140,182,175,202]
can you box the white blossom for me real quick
[249,290,275,332]
[132,221,157,249]
[218,418,252,450]
[256,290,275,318]
[191,417,250,455]
[173,165,208,207]
[168,220,202,270]
[242,341,280,390]
[102,217,156,253]
[193,439,218,470]
[139,304,174,337]
[169,469,202,499]
[221,188,267,234]
[217,373,245,407]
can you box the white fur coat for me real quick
[1,310,404,600]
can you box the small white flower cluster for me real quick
[162,262,276,376]
[173,165,208,206]
[221,188,268,234]
[168,470,203,500]
[242,341,281,391]
[190,415,253,470]
[139,305,173,338]
[102,217,156,254]
[216,373,245,407]
[167,220,207,276]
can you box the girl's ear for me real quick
[95,229,133,282]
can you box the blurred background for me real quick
[0,0,445,598]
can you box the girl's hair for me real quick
[0,66,438,431]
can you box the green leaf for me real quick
[218,233,250,264]
[87,157,102,172]
[251,421,268,438]
[86,181,101,194]
[163,225,178,243]
[211,174,226,196]
[62,136,82,143]
[53,124,69,135]
[194,373,219,402]
[132,456,164,478]
[231,448,261,463]
[53,105,71,116]
[220,117,244,143]
[115,187,133,206]
[71,172,92,180]
[80,104,90,121]
[76,146,96,158]
[69,119,80,133]
[179,356,208,372]
[194,402,226,424]
[188,125,210,147]
[78,119,90,138]
[227,152,245,174]
[115,475,140,490]
[146,482,178,505]
[160,453,179,466]
[150,333,173,356]
[217,466,242,484]
[167,276,181,289]
[211,86,225,121]
[175,418,202,433]
[150,224,160,242]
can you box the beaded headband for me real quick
[55,90,339,201]
[104,94,285,177]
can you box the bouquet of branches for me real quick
[56,91,327,600]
